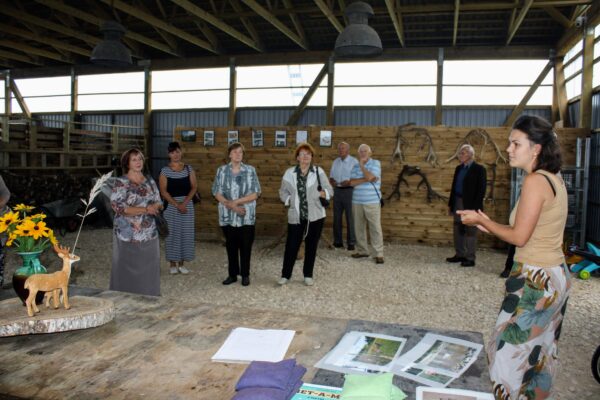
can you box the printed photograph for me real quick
[252,130,264,147]
[181,130,196,142]
[275,130,287,147]
[296,130,308,144]
[228,130,239,145]
[352,336,404,366]
[204,130,215,146]
[405,367,452,385]
[414,340,478,373]
[320,130,332,147]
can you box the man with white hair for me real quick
[349,144,384,264]
[447,144,487,267]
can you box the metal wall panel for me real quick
[568,100,580,127]
[442,107,551,127]
[587,132,600,244]
[335,108,435,126]
[34,113,69,128]
[114,113,144,136]
[82,114,112,132]
[592,92,600,129]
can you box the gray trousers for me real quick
[452,197,478,262]
[333,187,355,246]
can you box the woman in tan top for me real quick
[458,115,570,400]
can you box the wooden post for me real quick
[326,55,335,126]
[579,24,594,129]
[435,48,444,125]
[70,67,78,128]
[228,57,237,126]
[2,70,10,143]
[143,65,152,160]
[112,126,119,153]
[553,56,570,127]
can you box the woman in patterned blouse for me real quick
[110,148,163,296]
[212,142,261,287]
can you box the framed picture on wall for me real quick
[320,130,332,147]
[228,130,239,145]
[204,130,215,146]
[296,130,308,144]
[181,130,196,142]
[275,130,287,147]
[252,130,264,147]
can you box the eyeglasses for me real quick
[298,152,312,157]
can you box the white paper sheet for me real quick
[416,386,493,400]
[211,327,295,363]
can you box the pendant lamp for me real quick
[334,2,382,58]
[90,21,132,67]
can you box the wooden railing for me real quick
[0,118,146,170]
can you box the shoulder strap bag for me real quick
[315,166,330,208]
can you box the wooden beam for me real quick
[143,66,152,160]
[0,5,101,48]
[506,0,534,45]
[193,20,221,52]
[0,49,43,66]
[286,61,328,125]
[37,0,182,57]
[241,0,309,50]
[326,55,335,125]
[435,48,443,125]
[0,24,91,57]
[9,78,31,119]
[504,60,553,127]
[556,0,600,56]
[453,0,460,46]
[553,56,569,126]
[70,67,78,125]
[579,25,594,129]
[230,0,264,49]
[384,0,405,47]
[543,6,572,28]
[171,0,263,52]
[0,39,74,63]
[228,58,237,127]
[283,0,308,46]
[99,0,218,54]
[313,0,344,33]
[2,74,10,142]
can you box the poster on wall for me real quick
[252,130,264,147]
[228,130,239,145]
[296,130,308,144]
[275,130,287,147]
[181,130,196,142]
[204,130,215,147]
[320,130,332,147]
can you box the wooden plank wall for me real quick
[173,126,587,248]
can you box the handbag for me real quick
[371,182,384,208]
[154,212,169,237]
[315,166,330,208]
[186,165,201,204]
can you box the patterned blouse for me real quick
[111,176,162,242]
[212,162,261,227]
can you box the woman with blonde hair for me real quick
[459,115,569,399]
[278,143,333,286]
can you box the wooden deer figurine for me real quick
[24,244,80,317]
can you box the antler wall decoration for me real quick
[387,165,448,203]
[445,128,507,164]
[390,124,439,167]
[485,162,497,204]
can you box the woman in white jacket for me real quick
[278,143,333,286]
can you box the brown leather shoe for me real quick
[351,253,369,258]
[375,257,384,264]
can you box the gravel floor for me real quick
[3,228,600,399]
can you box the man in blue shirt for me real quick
[329,142,358,250]
[349,144,384,264]
[447,144,487,267]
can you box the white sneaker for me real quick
[304,277,314,286]
[277,277,289,285]
[169,266,179,275]
[178,266,190,274]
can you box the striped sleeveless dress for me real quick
[160,166,195,262]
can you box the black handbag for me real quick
[154,212,169,237]
[315,166,330,208]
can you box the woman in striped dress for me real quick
[159,142,197,275]
[459,115,570,399]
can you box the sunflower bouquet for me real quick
[0,204,57,253]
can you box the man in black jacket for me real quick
[446,145,487,267]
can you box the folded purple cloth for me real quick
[236,359,297,391]
[232,387,287,400]
[286,365,306,396]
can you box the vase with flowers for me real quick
[0,204,57,304]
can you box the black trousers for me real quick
[222,225,255,278]
[333,187,355,246]
[281,218,325,279]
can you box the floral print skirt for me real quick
[488,262,570,400]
